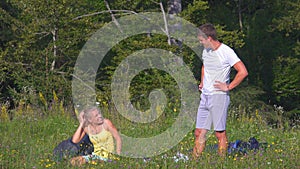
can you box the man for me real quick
[193,23,248,157]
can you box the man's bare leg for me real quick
[193,128,207,158]
[215,130,227,156]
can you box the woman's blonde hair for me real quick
[83,106,102,125]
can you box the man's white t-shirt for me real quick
[202,43,240,95]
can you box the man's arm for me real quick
[214,61,248,91]
[229,61,248,90]
[199,66,204,91]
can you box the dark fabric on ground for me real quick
[205,137,268,155]
[53,134,94,161]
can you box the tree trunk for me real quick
[238,0,243,31]
[167,0,182,47]
[51,27,58,71]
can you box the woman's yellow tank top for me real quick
[88,125,114,158]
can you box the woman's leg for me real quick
[70,156,86,166]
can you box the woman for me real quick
[70,107,122,166]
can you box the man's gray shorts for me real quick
[196,93,230,131]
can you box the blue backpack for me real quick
[228,137,267,155]
[204,137,268,155]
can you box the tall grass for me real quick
[0,103,299,169]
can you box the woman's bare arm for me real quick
[104,119,122,155]
[71,112,87,143]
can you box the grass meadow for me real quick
[0,104,299,169]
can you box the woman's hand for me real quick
[78,111,85,127]
[72,111,86,144]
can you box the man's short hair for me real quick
[198,23,218,40]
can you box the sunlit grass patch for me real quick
[0,109,299,169]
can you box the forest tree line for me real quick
[0,0,299,125]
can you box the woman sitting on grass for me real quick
[70,106,122,166]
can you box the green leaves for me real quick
[272,56,300,108]
[180,0,208,25]
[0,0,299,123]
